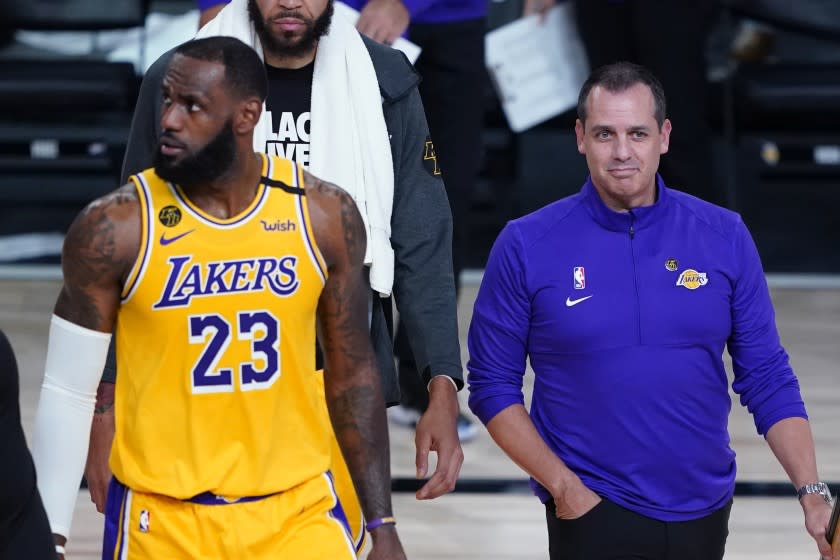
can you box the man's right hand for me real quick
[553,478,602,520]
[356,0,410,45]
[367,526,407,560]
[85,382,116,513]
[414,376,463,500]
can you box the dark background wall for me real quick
[1,0,839,272]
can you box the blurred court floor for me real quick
[3,277,838,559]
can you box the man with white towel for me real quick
[83,0,465,552]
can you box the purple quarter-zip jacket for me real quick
[467,176,807,521]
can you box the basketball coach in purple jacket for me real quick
[467,62,835,560]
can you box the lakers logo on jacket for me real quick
[676,268,708,290]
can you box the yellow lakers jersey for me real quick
[112,154,331,499]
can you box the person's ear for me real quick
[235,98,263,135]
[575,119,586,154]
[659,118,672,155]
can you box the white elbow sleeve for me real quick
[31,315,111,538]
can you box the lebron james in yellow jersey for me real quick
[113,154,328,499]
[31,37,406,560]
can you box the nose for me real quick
[160,102,184,133]
[612,134,631,162]
[275,0,302,10]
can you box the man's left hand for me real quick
[85,383,116,513]
[414,376,463,499]
[801,494,835,559]
[356,0,410,45]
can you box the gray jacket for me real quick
[103,36,463,404]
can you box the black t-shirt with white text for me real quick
[264,61,313,168]
[265,62,323,368]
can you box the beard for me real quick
[249,0,333,59]
[154,120,237,189]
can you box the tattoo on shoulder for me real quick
[57,184,138,325]
[338,189,365,262]
[305,173,365,262]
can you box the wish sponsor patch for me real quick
[676,269,708,290]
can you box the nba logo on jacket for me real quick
[573,266,586,290]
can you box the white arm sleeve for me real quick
[31,314,112,538]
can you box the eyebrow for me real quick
[590,125,652,133]
[160,84,210,102]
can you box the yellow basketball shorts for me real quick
[102,472,357,560]
[314,369,366,552]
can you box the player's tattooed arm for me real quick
[306,172,397,530]
[72,184,141,513]
[54,184,141,332]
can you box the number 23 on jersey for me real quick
[189,309,281,394]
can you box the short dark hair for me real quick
[577,62,667,128]
[173,36,268,103]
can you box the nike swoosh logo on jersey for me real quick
[159,229,195,246]
[565,295,593,307]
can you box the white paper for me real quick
[485,4,589,132]
[334,1,422,64]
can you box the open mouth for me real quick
[160,137,186,156]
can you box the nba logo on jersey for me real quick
[139,509,151,533]
[573,267,586,290]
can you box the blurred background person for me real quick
[573,0,720,205]
[522,0,720,207]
